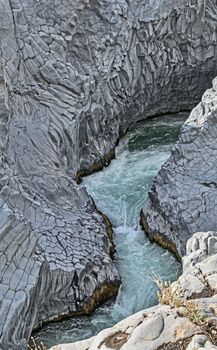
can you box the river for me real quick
[35,112,187,348]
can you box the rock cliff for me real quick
[142,76,217,257]
[0,0,217,348]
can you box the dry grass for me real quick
[182,301,205,326]
[156,279,183,308]
[28,337,46,350]
[155,278,206,326]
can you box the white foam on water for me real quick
[34,113,187,347]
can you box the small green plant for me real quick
[28,337,46,350]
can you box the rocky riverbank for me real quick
[47,73,217,350]
[1,0,217,348]
[142,76,217,258]
[49,231,217,350]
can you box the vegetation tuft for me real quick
[28,337,46,350]
[155,277,217,346]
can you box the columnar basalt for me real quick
[0,31,120,350]
[1,0,217,349]
[142,77,217,257]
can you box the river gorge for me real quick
[1,0,217,349]
[35,113,185,348]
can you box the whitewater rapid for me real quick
[35,113,187,348]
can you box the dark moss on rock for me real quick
[140,209,182,262]
[33,281,120,332]
[156,337,192,350]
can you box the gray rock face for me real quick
[1,0,217,348]
[49,231,217,350]
[171,231,217,299]
[0,26,120,350]
[187,335,217,350]
[142,77,217,257]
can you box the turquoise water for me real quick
[35,113,187,348]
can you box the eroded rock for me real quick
[50,231,217,350]
[142,79,217,257]
[1,0,217,348]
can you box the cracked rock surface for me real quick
[142,77,217,257]
[49,231,217,350]
[1,0,217,349]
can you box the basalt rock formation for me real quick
[49,231,217,350]
[1,0,217,349]
[142,77,217,258]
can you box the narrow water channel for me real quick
[35,113,187,348]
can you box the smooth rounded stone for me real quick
[50,338,94,350]
[186,335,208,350]
[50,304,201,350]
[199,255,217,277]
[49,307,157,350]
[206,316,217,327]
[206,274,217,291]
[127,313,164,341]
[172,267,206,299]
[208,237,217,256]
[169,232,217,298]
[204,341,217,349]
[112,310,147,332]
[184,232,217,267]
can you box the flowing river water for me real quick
[35,113,187,348]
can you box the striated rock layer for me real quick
[0,0,217,348]
[142,77,217,258]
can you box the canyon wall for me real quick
[142,77,217,257]
[0,0,217,348]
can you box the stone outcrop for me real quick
[49,231,217,350]
[1,0,217,348]
[0,13,120,349]
[142,77,217,257]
